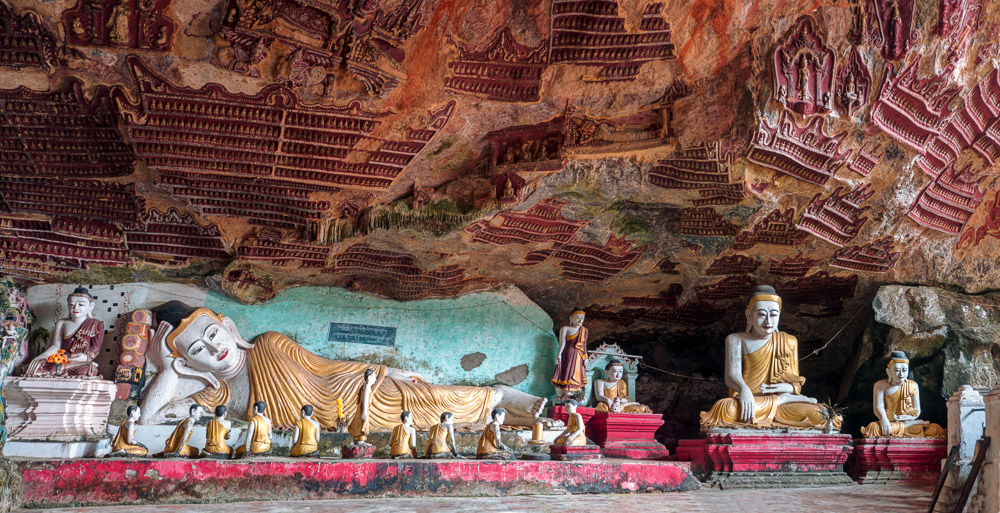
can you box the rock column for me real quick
[934,385,985,513]
[969,385,1000,513]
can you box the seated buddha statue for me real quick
[593,360,652,414]
[860,351,945,438]
[139,301,552,430]
[25,287,103,378]
[700,286,842,431]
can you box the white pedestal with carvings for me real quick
[2,377,114,457]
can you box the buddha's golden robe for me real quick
[426,423,452,456]
[162,419,198,457]
[595,379,652,413]
[389,425,414,458]
[204,418,232,455]
[860,380,946,438]
[554,413,586,446]
[700,332,840,430]
[290,418,319,456]
[111,420,147,456]
[191,332,493,430]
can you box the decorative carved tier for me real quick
[446,28,548,103]
[798,183,875,246]
[748,112,848,186]
[908,163,985,235]
[830,236,900,273]
[871,58,960,154]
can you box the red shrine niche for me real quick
[835,47,873,117]
[487,117,566,173]
[830,236,900,273]
[768,253,819,277]
[772,16,834,117]
[676,207,738,237]
[798,183,875,247]
[863,0,918,61]
[446,28,549,103]
[919,68,1000,179]
[551,234,646,283]
[648,142,745,206]
[938,0,982,57]
[62,0,175,50]
[0,2,77,70]
[695,275,754,301]
[908,163,986,235]
[871,57,961,154]
[847,142,884,177]
[126,208,230,266]
[748,112,849,187]
[733,209,808,250]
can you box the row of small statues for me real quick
[111,400,591,459]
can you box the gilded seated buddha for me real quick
[860,351,945,438]
[700,286,842,431]
[593,360,652,414]
[139,301,551,430]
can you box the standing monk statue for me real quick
[700,286,842,430]
[552,309,588,402]
[26,287,103,377]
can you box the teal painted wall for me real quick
[203,285,557,398]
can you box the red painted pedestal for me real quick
[587,412,671,460]
[341,444,376,459]
[676,432,854,488]
[549,444,602,460]
[848,437,947,484]
[548,405,596,425]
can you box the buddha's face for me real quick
[607,365,624,381]
[888,362,908,385]
[746,300,780,337]
[67,295,94,322]
[173,313,242,374]
[570,313,585,327]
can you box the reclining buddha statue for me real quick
[139,301,550,429]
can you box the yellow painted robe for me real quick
[347,386,370,443]
[290,418,319,456]
[192,332,493,430]
[111,420,147,456]
[700,332,840,430]
[595,379,652,413]
[204,418,232,455]
[860,380,946,438]
[162,419,199,457]
[477,425,501,456]
[389,424,414,458]
[554,413,586,446]
[426,423,452,456]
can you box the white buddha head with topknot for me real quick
[154,300,252,388]
[744,285,782,338]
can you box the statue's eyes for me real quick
[190,344,204,355]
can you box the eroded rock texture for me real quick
[2,0,1000,437]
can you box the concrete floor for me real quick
[27,485,932,513]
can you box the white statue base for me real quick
[4,377,115,441]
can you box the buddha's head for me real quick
[491,407,507,425]
[400,410,413,427]
[126,405,141,422]
[605,360,625,382]
[569,309,585,328]
[215,405,227,419]
[439,411,454,426]
[745,285,781,337]
[155,301,252,385]
[565,399,579,413]
[301,404,314,419]
[67,287,95,322]
[886,351,909,386]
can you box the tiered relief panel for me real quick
[446,28,548,103]
[551,235,646,283]
[848,437,947,485]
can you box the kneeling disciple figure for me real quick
[700,286,841,430]
[594,360,652,413]
[109,405,148,457]
[158,405,202,458]
[425,412,462,459]
[389,411,417,459]
[203,405,233,458]
[477,408,515,460]
[860,351,945,438]
[236,401,271,458]
[553,400,587,446]
[291,405,320,457]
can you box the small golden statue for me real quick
[700,286,841,430]
[860,351,945,438]
[108,405,148,457]
[236,401,271,458]
[346,368,377,450]
[477,408,515,460]
[594,360,652,413]
[389,411,417,459]
[203,405,234,459]
[553,400,587,446]
[425,412,462,459]
[158,405,202,458]
[290,405,320,457]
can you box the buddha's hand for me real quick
[386,368,428,383]
[25,356,45,376]
[66,353,89,363]
[759,383,793,394]
[880,418,892,436]
[893,414,916,421]
[738,386,756,423]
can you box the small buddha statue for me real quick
[700,286,841,430]
[552,309,588,402]
[346,368,377,450]
[860,351,945,438]
[553,400,586,446]
[158,405,202,458]
[477,408,515,460]
[290,405,320,457]
[25,287,104,378]
[108,405,148,457]
[236,401,272,458]
[593,360,652,414]
[203,405,233,459]
[425,412,462,459]
[389,410,417,459]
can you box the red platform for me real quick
[548,405,596,425]
[587,412,671,460]
[549,444,602,460]
[848,437,947,484]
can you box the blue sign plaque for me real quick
[327,322,396,347]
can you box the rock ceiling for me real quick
[1,0,999,341]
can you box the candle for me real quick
[531,421,543,442]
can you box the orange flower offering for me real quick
[47,349,68,365]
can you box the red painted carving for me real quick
[669,301,730,326]
[549,0,675,82]
[918,68,1000,178]
[465,199,589,246]
[564,106,664,151]
[748,111,849,186]
[772,16,834,116]
[835,48,872,117]
[871,58,960,154]
[0,79,135,179]
[909,163,986,235]
[239,238,330,268]
[346,0,425,95]
[847,142,884,177]
[446,27,548,103]
[0,214,131,273]
[768,253,819,277]
[705,255,760,276]
[958,189,1000,248]
[657,257,680,274]
[0,2,77,70]
[677,207,738,237]
[777,271,858,317]
[649,142,745,206]
[938,0,982,57]
[125,208,230,265]
[622,283,683,308]
[1,179,143,225]
[551,234,646,283]
[579,304,646,327]
[63,0,174,50]
[488,117,565,172]
[864,0,918,60]
[830,236,900,273]
[798,183,874,246]
[733,208,808,250]
[695,275,754,301]
[488,172,528,205]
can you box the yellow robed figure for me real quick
[860,351,945,438]
[700,286,841,431]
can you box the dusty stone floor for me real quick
[28,485,931,513]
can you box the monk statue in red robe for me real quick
[25,287,104,378]
[551,309,588,402]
